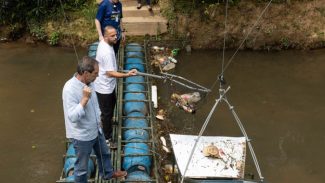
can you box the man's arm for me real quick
[107,69,137,78]
[95,19,104,41]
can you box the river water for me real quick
[0,42,324,183]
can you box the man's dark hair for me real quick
[77,56,98,74]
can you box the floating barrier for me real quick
[88,42,99,58]
[121,43,156,181]
[123,93,147,115]
[63,144,95,181]
[125,57,144,64]
[123,142,151,174]
[125,51,144,58]
[125,75,145,84]
[125,83,145,92]
[126,170,151,181]
[124,63,145,72]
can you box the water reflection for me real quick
[158,49,325,183]
[0,42,85,183]
[0,42,324,183]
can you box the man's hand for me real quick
[128,69,137,76]
[81,86,92,107]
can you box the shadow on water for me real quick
[157,49,325,183]
[0,42,86,183]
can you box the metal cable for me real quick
[180,87,230,183]
[220,0,273,76]
[207,0,273,94]
[221,0,229,81]
[223,99,264,181]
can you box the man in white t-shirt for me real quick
[94,26,137,146]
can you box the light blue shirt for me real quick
[62,74,102,141]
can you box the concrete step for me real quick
[123,6,160,17]
[123,16,168,35]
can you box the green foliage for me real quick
[0,0,88,25]
[28,22,46,41]
[48,31,60,46]
[81,1,98,26]
[280,37,290,48]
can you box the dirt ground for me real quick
[175,0,325,50]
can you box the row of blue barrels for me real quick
[122,43,152,181]
[63,143,95,181]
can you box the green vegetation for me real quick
[0,0,95,41]
[48,31,60,46]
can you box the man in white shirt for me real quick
[62,56,127,182]
[94,26,137,146]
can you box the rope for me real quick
[58,0,79,63]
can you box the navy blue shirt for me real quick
[96,0,123,39]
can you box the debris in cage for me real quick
[150,46,179,71]
[171,92,201,113]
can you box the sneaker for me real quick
[109,141,118,149]
[112,170,127,178]
[137,3,142,9]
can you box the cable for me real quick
[208,0,273,94]
[59,0,80,63]
[220,0,273,77]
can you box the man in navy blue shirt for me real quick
[95,0,125,55]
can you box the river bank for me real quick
[1,0,324,50]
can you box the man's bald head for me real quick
[103,26,118,45]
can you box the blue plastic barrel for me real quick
[126,170,151,181]
[124,63,145,72]
[126,43,141,47]
[124,93,147,115]
[88,42,99,58]
[125,45,143,52]
[125,76,145,83]
[125,57,144,64]
[64,144,95,179]
[123,143,151,174]
[123,129,149,141]
[125,51,144,58]
[124,117,147,128]
[125,84,145,92]
[127,111,146,118]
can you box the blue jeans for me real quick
[72,133,114,183]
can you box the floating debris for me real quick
[156,109,166,120]
[202,143,221,158]
[171,92,201,113]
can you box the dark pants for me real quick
[96,91,116,140]
[137,0,150,5]
[113,38,121,56]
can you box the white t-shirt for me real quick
[94,40,117,94]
